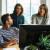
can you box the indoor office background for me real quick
[0,0,50,26]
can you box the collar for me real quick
[2,26,11,30]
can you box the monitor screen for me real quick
[19,25,50,48]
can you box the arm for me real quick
[4,38,18,47]
[31,15,35,24]
[0,42,11,48]
[0,34,18,48]
[0,34,6,48]
[45,17,49,25]
[31,14,36,24]
[22,16,24,24]
[12,27,19,44]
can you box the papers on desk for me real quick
[3,48,17,50]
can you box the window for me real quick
[7,0,16,14]
[0,0,40,25]
[16,0,40,24]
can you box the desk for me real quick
[0,44,20,50]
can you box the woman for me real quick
[10,3,24,28]
[31,4,49,25]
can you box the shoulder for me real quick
[11,27,19,31]
[0,29,4,35]
[32,14,38,18]
[19,15,24,19]
[20,15,24,17]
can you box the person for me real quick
[0,14,19,48]
[10,3,24,28]
[31,4,49,25]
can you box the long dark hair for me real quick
[38,4,48,18]
[13,3,23,16]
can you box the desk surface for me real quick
[0,44,20,50]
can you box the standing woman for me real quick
[10,3,24,28]
[31,4,49,25]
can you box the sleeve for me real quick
[45,17,49,25]
[13,27,19,44]
[0,34,6,48]
[12,27,19,39]
[31,15,33,24]
[31,14,37,24]
[31,15,35,24]
[15,28,19,35]
[22,16,25,24]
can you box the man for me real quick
[0,14,19,48]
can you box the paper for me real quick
[3,48,17,50]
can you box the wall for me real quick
[41,0,46,4]
[2,0,7,15]
[0,0,2,25]
[46,0,50,16]
[46,0,50,24]
[0,0,50,25]
[0,0,7,25]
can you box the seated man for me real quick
[0,14,19,48]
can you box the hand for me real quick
[9,38,19,45]
[4,38,19,47]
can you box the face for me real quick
[8,16,13,26]
[16,6,21,14]
[39,6,45,16]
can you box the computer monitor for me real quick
[19,25,50,48]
